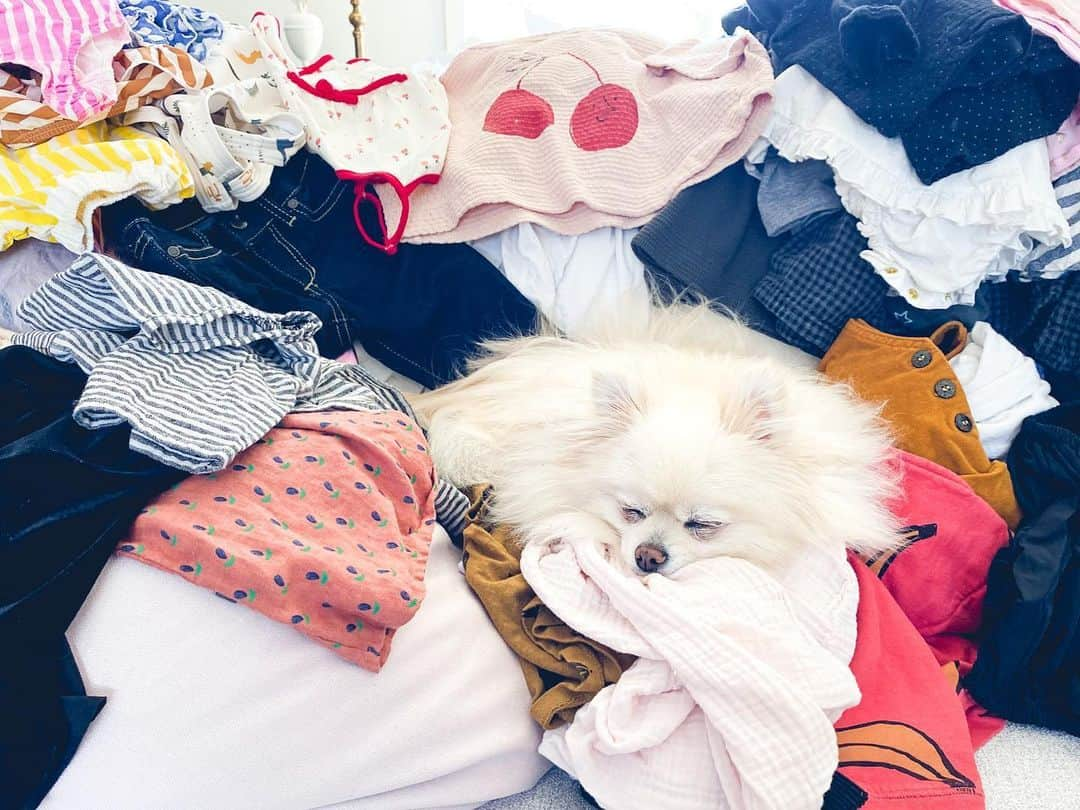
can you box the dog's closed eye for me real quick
[684,519,723,540]
[621,505,647,524]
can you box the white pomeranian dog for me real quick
[411,301,900,577]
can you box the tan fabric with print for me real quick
[820,319,1021,529]
[461,486,634,729]
[0,45,212,149]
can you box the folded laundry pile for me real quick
[1,1,1079,808]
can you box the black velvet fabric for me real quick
[100,151,539,390]
[725,0,1080,184]
[0,347,186,809]
[821,772,869,810]
[966,403,1080,736]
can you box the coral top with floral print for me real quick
[118,409,438,672]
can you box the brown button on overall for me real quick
[820,319,1021,529]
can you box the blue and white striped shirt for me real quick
[1020,166,1080,279]
[14,252,467,537]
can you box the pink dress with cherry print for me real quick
[379,28,774,244]
[117,410,438,672]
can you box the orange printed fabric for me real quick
[117,410,438,672]
[0,45,212,148]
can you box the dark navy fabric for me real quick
[752,210,886,356]
[0,346,186,810]
[634,161,991,357]
[725,0,1080,184]
[966,403,1080,735]
[632,164,781,332]
[982,273,1080,377]
[100,151,539,390]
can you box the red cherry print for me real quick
[482,54,555,139]
[567,53,638,151]
[483,88,554,139]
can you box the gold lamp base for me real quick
[349,0,365,58]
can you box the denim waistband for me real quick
[103,150,350,237]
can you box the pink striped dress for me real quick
[0,0,131,121]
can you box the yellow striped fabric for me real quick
[0,122,193,252]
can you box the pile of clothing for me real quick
[0,1,1077,809]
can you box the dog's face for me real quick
[584,366,804,577]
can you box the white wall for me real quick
[195,0,447,64]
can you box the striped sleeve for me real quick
[1020,167,1080,279]
[13,251,472,538]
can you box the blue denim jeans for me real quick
[101,151,538,389]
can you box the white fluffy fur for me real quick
[412,302,900,576]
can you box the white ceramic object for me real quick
[283,11,324,63]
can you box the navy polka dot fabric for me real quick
[725,0,1080,184]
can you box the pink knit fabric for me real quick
[995,1,1080,62]
[381,29,773,244]
[1048,96,1080,180]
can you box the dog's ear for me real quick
[592,371,642,428]
[739,372,782,443]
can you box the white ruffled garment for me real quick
[749,66,1070,310]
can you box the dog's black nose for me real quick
[635,543,668,572]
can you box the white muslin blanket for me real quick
[520,528,861,810]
